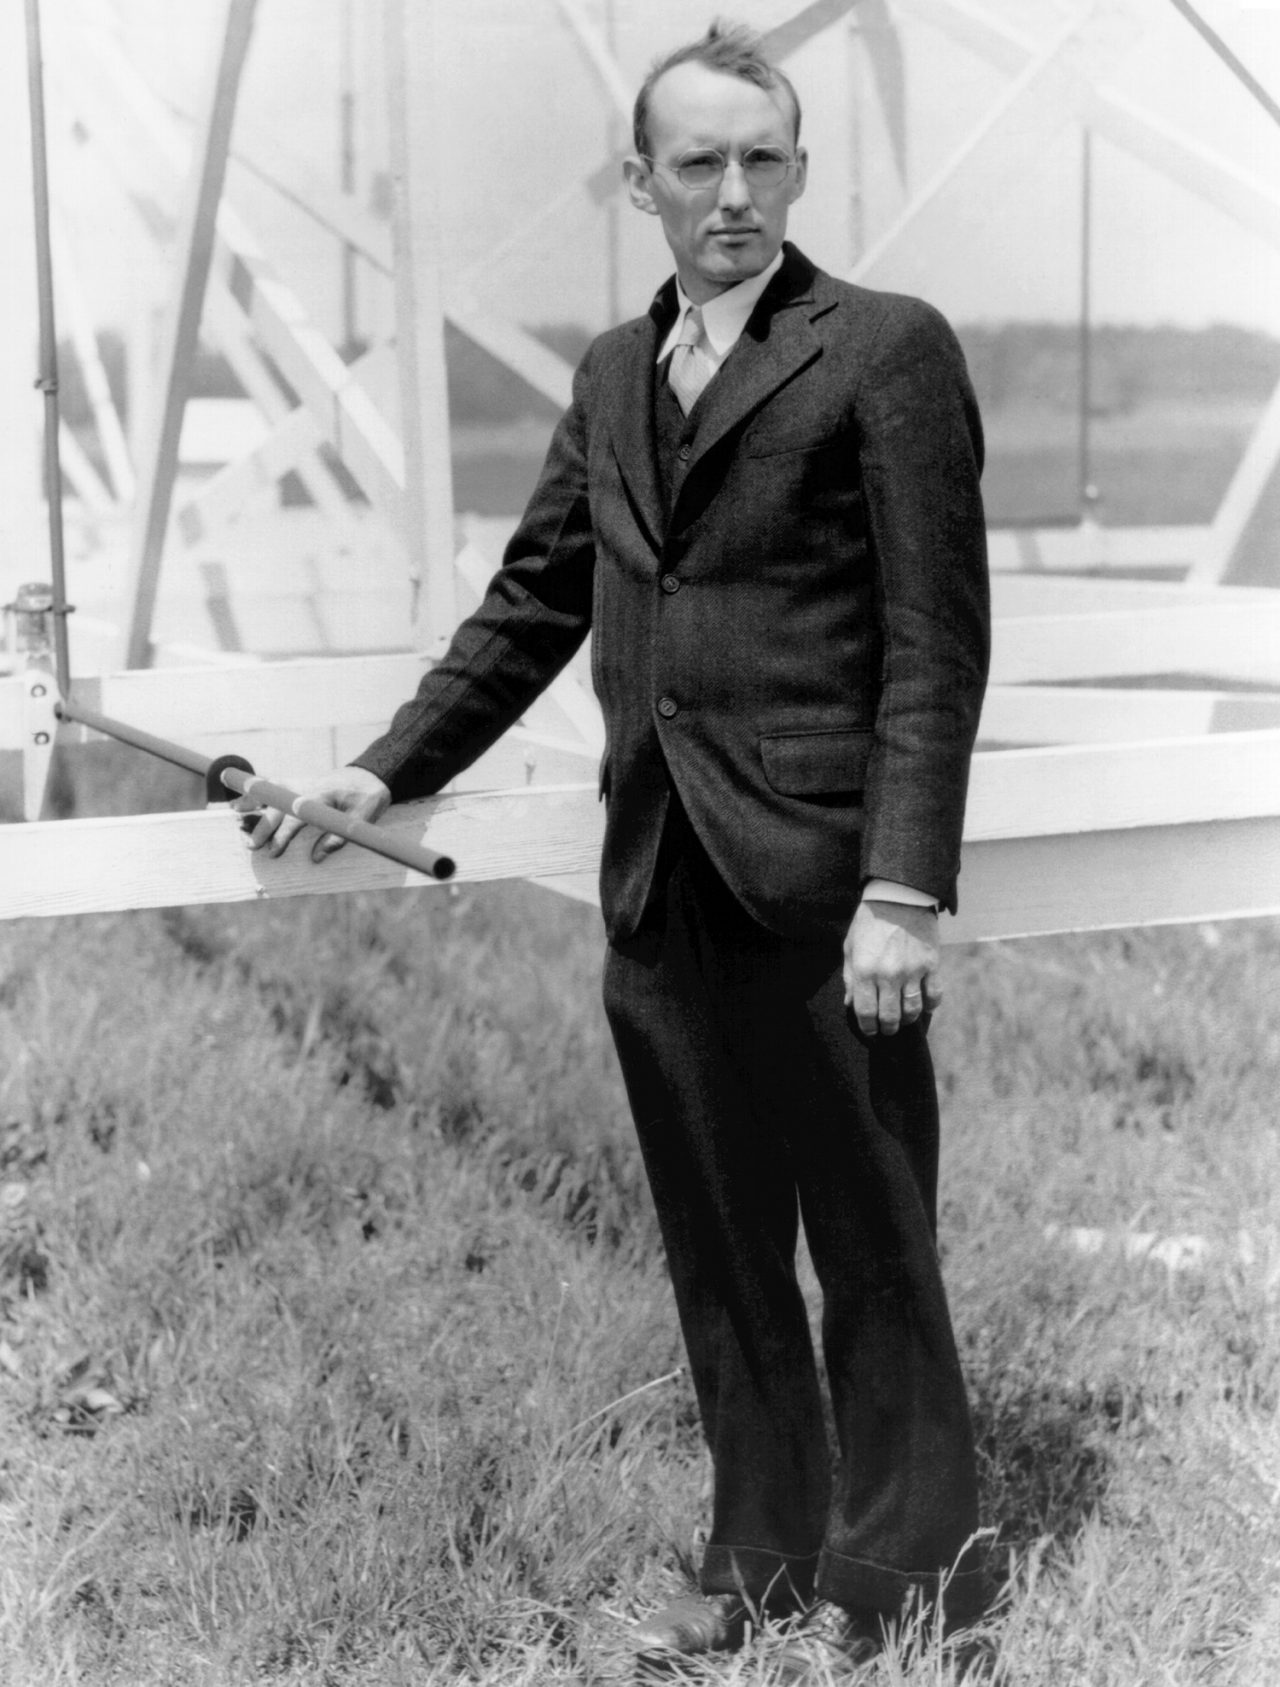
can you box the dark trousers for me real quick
[602,804,982,1619]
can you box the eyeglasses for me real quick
[643,147,798,191]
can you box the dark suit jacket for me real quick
[353,244,990,942]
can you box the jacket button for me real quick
[660,573,680,594]
[677,443,692,461]
[657,696,678,719]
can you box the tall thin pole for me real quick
[339,0,360,358]
[603,0,622,326]
[1078,125,1097,525]
[23,0,71,697]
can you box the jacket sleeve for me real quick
[855,298,990,912]
[351,348,597,801]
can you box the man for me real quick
[244,21,990,1670]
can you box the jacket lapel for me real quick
[678,246,828,487]
[603,290,670,558]
[603,247,837,550]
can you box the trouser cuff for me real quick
[699,1544,817,1611]
[816,1546,989,1622]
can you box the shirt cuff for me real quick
[863,878,940,911]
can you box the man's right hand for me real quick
[235,765,392,863]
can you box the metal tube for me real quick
[221,768,455,880]
[1078,126,1095,521]
[54,697,456,881]
[57,696,210,777]
[23,0,71,697]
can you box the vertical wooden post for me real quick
[384,0,456,658]
[119,0,258,670]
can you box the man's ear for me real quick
[623,155,659,215]
[789,147,809,204]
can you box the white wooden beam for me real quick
[1188,373,1280,586]
[950,815,1280,943]
[990,601,1280,685]
[52,211,134,503]
[200,288,358,526]
[990,573,1277,617]
[120,0,258,669]
[384,0,455,653]
[49,10,405,532]
[894,0,1280,254]
[0,784,603,922]
[964,730,1280,840]
[3,773,1279,939]
[553,0,632,120]
[850,11,1085,283]
[986,524,1211,576]
[57,420,116,516]
[981,684,1280,745]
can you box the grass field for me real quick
[1,747,1278,1684]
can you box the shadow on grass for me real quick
[971,1378,1114,1562]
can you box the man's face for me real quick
[624,62,807,305]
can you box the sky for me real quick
[6,0,1280,362]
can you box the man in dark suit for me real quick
[245,19,990,1668]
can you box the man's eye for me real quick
[745,149,789,166]
[679,152,722,171]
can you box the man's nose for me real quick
[717,157,752,214]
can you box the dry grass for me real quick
[0,838,1277,1682]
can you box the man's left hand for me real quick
[844,899,943,1037]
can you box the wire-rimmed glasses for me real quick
[643,146,799,191]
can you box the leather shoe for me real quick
[632,1592,747,1660]
[772,1600,883,1681]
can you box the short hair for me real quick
[632,19,802,161]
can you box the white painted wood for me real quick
[553,0,632,119]
[384,0,455,654]
[986,525,1211,575]
[895,0,1280,253]
[51,9,406,532]
[200,288,356,525]
[52,212,134,502]
[981,685,1280,745]
[446,299,575,414]
[964,732,1280,841]
[1189,374,1280,586]
[990,574,1277,618]
[949,816,1280,943]
[120,0,258,669]
[57,422,116,516]
[206,234,406,529]
[0,783,604,921]
[21,665,59,822]
[850,13,1085,284]
[991,602,1280,686]
[29,654,428,742]
[3,782,1279,941]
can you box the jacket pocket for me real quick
[759,728,873,796]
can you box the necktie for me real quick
[668,306,715,415]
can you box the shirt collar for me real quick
[656,250,785,364]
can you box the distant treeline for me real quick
[955,321,1280,414]
[54,318,1280,435]
[449,319,1280,425]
